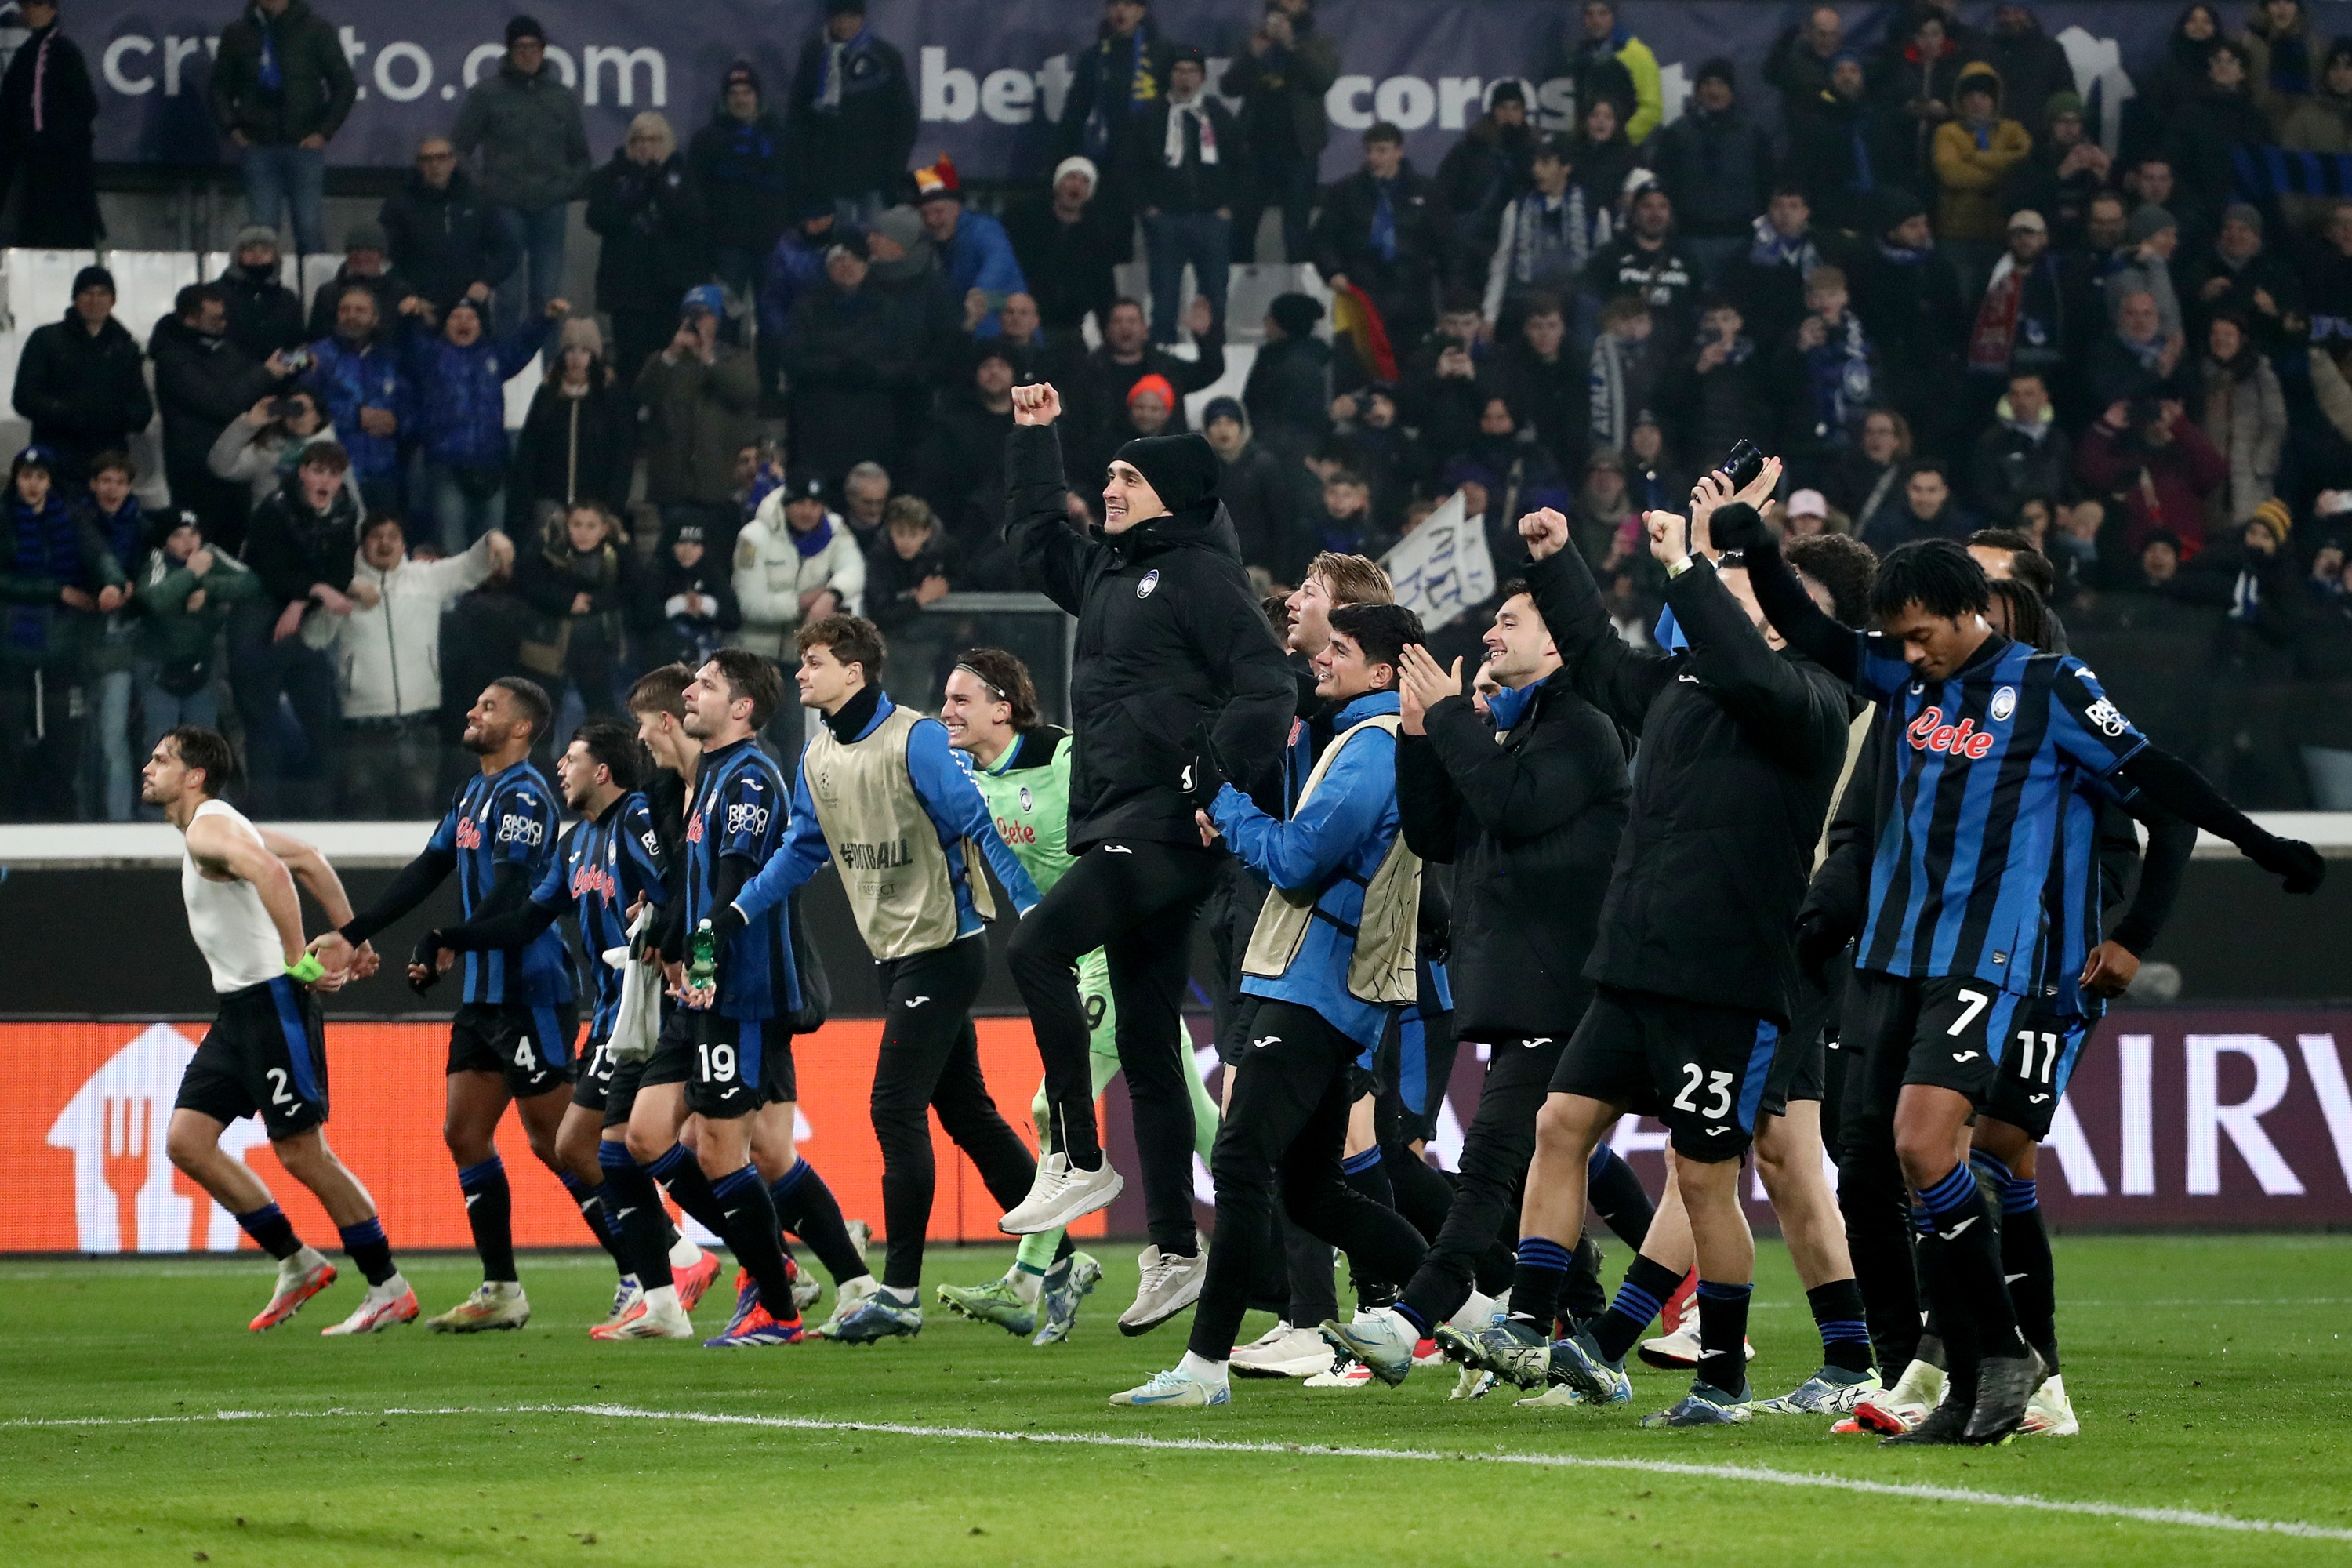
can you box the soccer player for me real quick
[147,727,416,1335]
[1317,577,1632,1393]
[426,720,702,1337]
[997,383,1294,1334]
[706,616,1044,1341]
[321,677,579,1332]
[1111,603,1432,1408]
[934,647,1222,1345]
[1726,520,2323,1444]
[622,648,855,1348]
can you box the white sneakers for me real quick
[590,1287,695,1341]
[1229,1322,1335,1379]
[1317,1308,1418,1385]
[1638,1294,1755,1370]
[999,1154,1124,1236]
[1109,1365,1230,1407]
[2020,1373,2079,1436]
[426,1280,531,1334]
[1116,1245,1207,1335]
[320,1277,419,1336]
[1846,1357,1947,1436]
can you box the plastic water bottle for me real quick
[687,920,717,992]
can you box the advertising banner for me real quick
[50,2,2176,179]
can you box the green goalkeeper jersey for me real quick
[967,726,1076,897]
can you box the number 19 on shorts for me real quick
[698,1042,737,1084]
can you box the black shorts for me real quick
[1841,969,2024,1127]
[1757,1026,1827,1121]
[1983,1008,2092,1140]
[572,1033,618,1113]
[1548,985,1779,1160]
[175,977,328,1141]
[599,1052,648,1130]
[447,1000,579,1098]
[641,1008,790,1118]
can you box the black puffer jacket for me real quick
[1004,421,1293,851]
[1526,541,1854,1024]
[1396,666,1628,1036]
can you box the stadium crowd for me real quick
[5,0,2352,823]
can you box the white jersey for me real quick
[181,799,286,995]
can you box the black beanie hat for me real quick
[1268,292,1323,338]
[1114,432,1221,514]
[506,15,546,46]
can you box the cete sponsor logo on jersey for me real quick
[685,811,706,844]
[725,802,771,838]
[495,813,545,847]
[455,816,484,849]
[995,815,1036,845]
[570,862,619,904]
[1906,707,1996,759]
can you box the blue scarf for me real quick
[1084,30,1152,158]
[256,9,282,93]
[1370,176,1398,263]
[9,493,82,651]
[1748,212,1818,270]
[93,498,142,575]
[814,27,871,114]
[1876,237,1933,266]
[1487,678,1538,732]
[789,513,835,558]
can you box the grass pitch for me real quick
[3,1234,2349,1566]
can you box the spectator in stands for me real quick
[1787,49,1889,235]
[1483,134,1609,326]
[2199,312,2287,529]
[789,0,918,219]
[637,285,760,554]
[1221,0,1337,264]
[755,203,840,410]
[2307,532,2350,604]
[2163,42,2270,241]
[1491,291,1583,476]
[2243,0,2321,130]
[1,448,116,818]
[1970,369,2071,521]
[1563,0,1663,144]
[132,509,256,779]
[510,318,637,525]
[1835,406,1912,539]
[1623,410,1687,514]
[406,296,564,554]
[12,267,153,488]
[2280,38,2352,156]
[1432,82,1534,288]
[1965,209,2071,413]
[841,461,892,546]
[379,138,514,328]
[1323,380,1428,532]
[1780,486,1844,537]
[1238,292,1327,463]
[215,227,307,363]
[917,343,1018,555]
[1660,296,1766,474]
[209,0,355,256]
[2183,204,2306,356]
[1090,295,1223,445]
[1587,295,1660,455]
[452,16,590,334]
[2002,92,2109,249]
[1930,64,2034,298]
[1764,5,1846,125]
[2126,529,2187,596]
[637,518,741,668]
[1301,467,1391,561]
[1120,46,1243,345]
[1005,158,1124,339]
[730,468,866,662]
[1880,9,1965,194]
[1977,6,2074,143]
[586,113,710,385]
[1722,187,1819,352]
[780,234,918,487]
[1063,0,1172,180]
[863,493,955,634]
[690,62,793,296]
[2086,287,2192,410]
[2108,204,2186,348]
[0,0,99,247]
[149,282,286,554]
[1312,122,1443,350]
[304,223,422,342]
[1203,396,1299,580]
[336,513,508,817]
[1649,59,1776,287]
[79,453,146,819]
[1123,375,1178,440]
[1458,390,1570,546]
[1566,446,1639,567]
[234,439,361,815]
[911,156,1028,337]
[514,501,636,720]
[208,387,354,511]
[1853,189,1964,457]
[2131,4,2224,159]
[1401,289,1493,458]
[1565,97,1639,230]
[1864,459,1976,552]
[1580,183,1701,350]
[303,285,411,514]
[2076,396,2228,558]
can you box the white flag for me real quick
[1380,490,1495,631]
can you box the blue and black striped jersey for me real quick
[527,793,668,1040]
[684,737,799,1022]
[426,760,572,1006]
[1847,634,2147,996]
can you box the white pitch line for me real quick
[5,1401,2350,1544]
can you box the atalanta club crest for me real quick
[1018,786,1033,814]
[1991,686,2017,722]
[1137,569,1160,599]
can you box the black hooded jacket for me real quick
[1526,535,1855,1024]
[1004,420,1293,850]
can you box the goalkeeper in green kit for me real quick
[935,648,1222,1344]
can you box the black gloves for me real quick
[2247,834,2326,895]
[1181,724,1230,811]
[1793,909,1853,988]
[1707,501,1767,559]
[408,932,445,996]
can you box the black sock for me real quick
[1695,1280,1753,1395]
[1998,1170,2059,1373]
[1839,1139,1921,1374]
[1806,1278,1875,1374]
[598,1142,673,1291]
[1592,1252,1683,1364]
[1053,1232,1076,1265]
[1916,1163,2023,1354]
[1341,1146,1393,1209]
[457,1155,517,1283]
[649,1145,733,1239]
[768,1157,869,1283]
[234,1202,302,1261]
[560,1174,627,1270]
[1382,1144,1456,1242]
[711,1164,799,1322]
[1585,1145,1654,1250]
[1560,1234,1606,1327]
[1508,1235,1573,1330]
[336,1217,397,1286]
